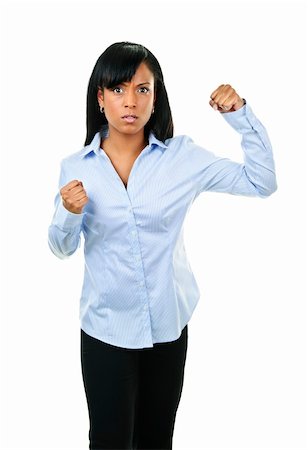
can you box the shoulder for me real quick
[165,134,193,145]
[60,131,100,165]
[163,134,195,151]
[165,134,221,167]
[60,147,90,168]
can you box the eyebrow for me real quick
[121,81,151,86]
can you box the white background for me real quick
[1,0,307,449]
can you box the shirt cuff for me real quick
[53,200,85,230]
[220,100,264,134]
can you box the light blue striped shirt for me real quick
[48,101,277,349]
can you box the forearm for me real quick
[48,194,84,259]
[221,101,277,197]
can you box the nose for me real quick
[124,86,137,108]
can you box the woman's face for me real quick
[97,62,156,138]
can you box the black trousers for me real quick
[80,325,188,450]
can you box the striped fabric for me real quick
[48,102,277,349]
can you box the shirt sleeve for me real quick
[188,101,278,198]
[48,158,84,259]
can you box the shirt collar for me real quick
[79,124,168,159]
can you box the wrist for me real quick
[234,98,246,111]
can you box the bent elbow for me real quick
[48,239,71,260]
[48,224,81,259]
[257,179,278,198]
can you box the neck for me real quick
[101,126,148,157]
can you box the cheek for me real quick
[144,98,154,111]
[105,101,120,118]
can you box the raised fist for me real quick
[209,84,244,112]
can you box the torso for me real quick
[110,157,136,189]
[101,138,147,189]
[101,146,141,189]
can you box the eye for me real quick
[111,87,123,94]
[138,87,150,93]
[110,86,151,94]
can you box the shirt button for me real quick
[139,281,144,287]
[132,230,137,236]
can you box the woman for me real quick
[48,41,277,449]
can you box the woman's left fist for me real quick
[209,84,245,113]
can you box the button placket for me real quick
[127,205,151,329]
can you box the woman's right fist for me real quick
[60,180,89,214]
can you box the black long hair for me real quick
[84,41,174,146]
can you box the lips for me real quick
[122,115,138,123]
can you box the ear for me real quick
[97,87,104,107]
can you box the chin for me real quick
[120,123,145,133]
